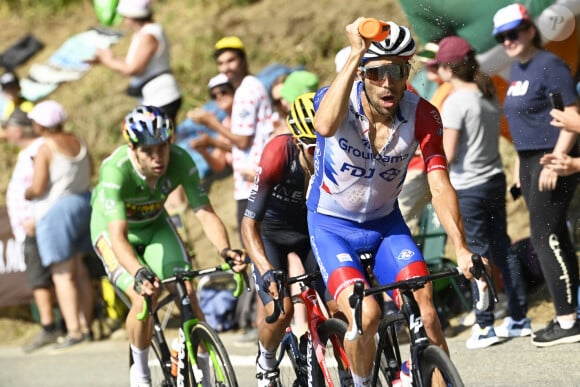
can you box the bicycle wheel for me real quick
[147,339,175,387]
[372,315,404,387]
[419,345,464,387]
[188,321,238,387]
[311,318,352,387]
[278,331,307,387]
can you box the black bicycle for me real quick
[348,254,495,387]
[136,258,249,387]
[266,271,352,387]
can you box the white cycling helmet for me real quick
[362,21,416,63]
[123,105,173,146]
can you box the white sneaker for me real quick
[130,364,152,387]
[495,317,532,338]
[465,325,501,349]
[256,362,281,387]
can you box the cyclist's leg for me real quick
[308,211,381,382]
[373,208,448,354]
[91,229,157,384]
[254,234,293,372]
[142,215,213,377]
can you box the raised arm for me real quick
[315,17,369,137]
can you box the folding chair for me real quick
[416,203,472,313]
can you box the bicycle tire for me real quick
[419,345,464,387]
[278,331,307,387]
[188,321,238,387]
[147,339,176,387]
[372,314,405,387]
[311,318,353,387]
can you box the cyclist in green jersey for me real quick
[90,105,246,387]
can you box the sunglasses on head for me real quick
[361,63,410,82]
[494,25,528,44]
[210,85,232,100]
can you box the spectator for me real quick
[4,109,63,352]
[540,153,580,176]
[24,101,94,349]
[493,3,579,347]
[398,42,445,234]
[269,73,290,135]
[0,71,34,125]
[541,106,580,176]
[185,73,235,186]
[90,0,182,124]
[436,36,531,349]
[549,106,580,134]
[213,35,275,341]
[308,18,486,385]
[270,70,319,137]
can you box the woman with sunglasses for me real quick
[240,93,324,386]
[186,73,235,186]
[436,35,531,349]
[493,3,580,347]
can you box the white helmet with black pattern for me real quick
[362,21,416,63]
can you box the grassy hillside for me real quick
[0,0,551,251]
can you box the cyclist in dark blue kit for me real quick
[241,93,324,387]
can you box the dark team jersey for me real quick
[244,134,309,232]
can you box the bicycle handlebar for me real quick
[345,254,497,340]
[264,271,322,324]
[136,256,251,321]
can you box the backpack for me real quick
[197,271,238,332]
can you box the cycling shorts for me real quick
[91,214,190,293]
[252,228,327,305]
[307,207,428,301]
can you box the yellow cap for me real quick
[214,36,246,53]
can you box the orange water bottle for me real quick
[170,338,180,377]
[358,18,390,41]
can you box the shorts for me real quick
[91,214,190,293]
[36,192,93,268]
[307,208,428,301]
[24,236,52,289]
[251,227,327,305]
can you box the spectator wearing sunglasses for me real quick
[308,18,487,385]
[184,73,235,187]
[493,3,579,347]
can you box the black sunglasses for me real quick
[361,63,409,82]
[494,25,528,44]
[210,85,233,100]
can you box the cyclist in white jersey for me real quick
[307,18,486,386]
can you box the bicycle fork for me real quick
[399,290,429,387]
[302,286,349,386]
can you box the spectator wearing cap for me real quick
[89,0,182,125]
[0,71,34,124]
[184,73,235,187]
[435,35,531,349]
[24,100,95,350]
[4,109,64,352]
[213,35,275,341]
[492,3,580,348]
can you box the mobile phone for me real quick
[549,92,564,111]
[509,184,522,200]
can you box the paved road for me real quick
[1,325,580,386]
